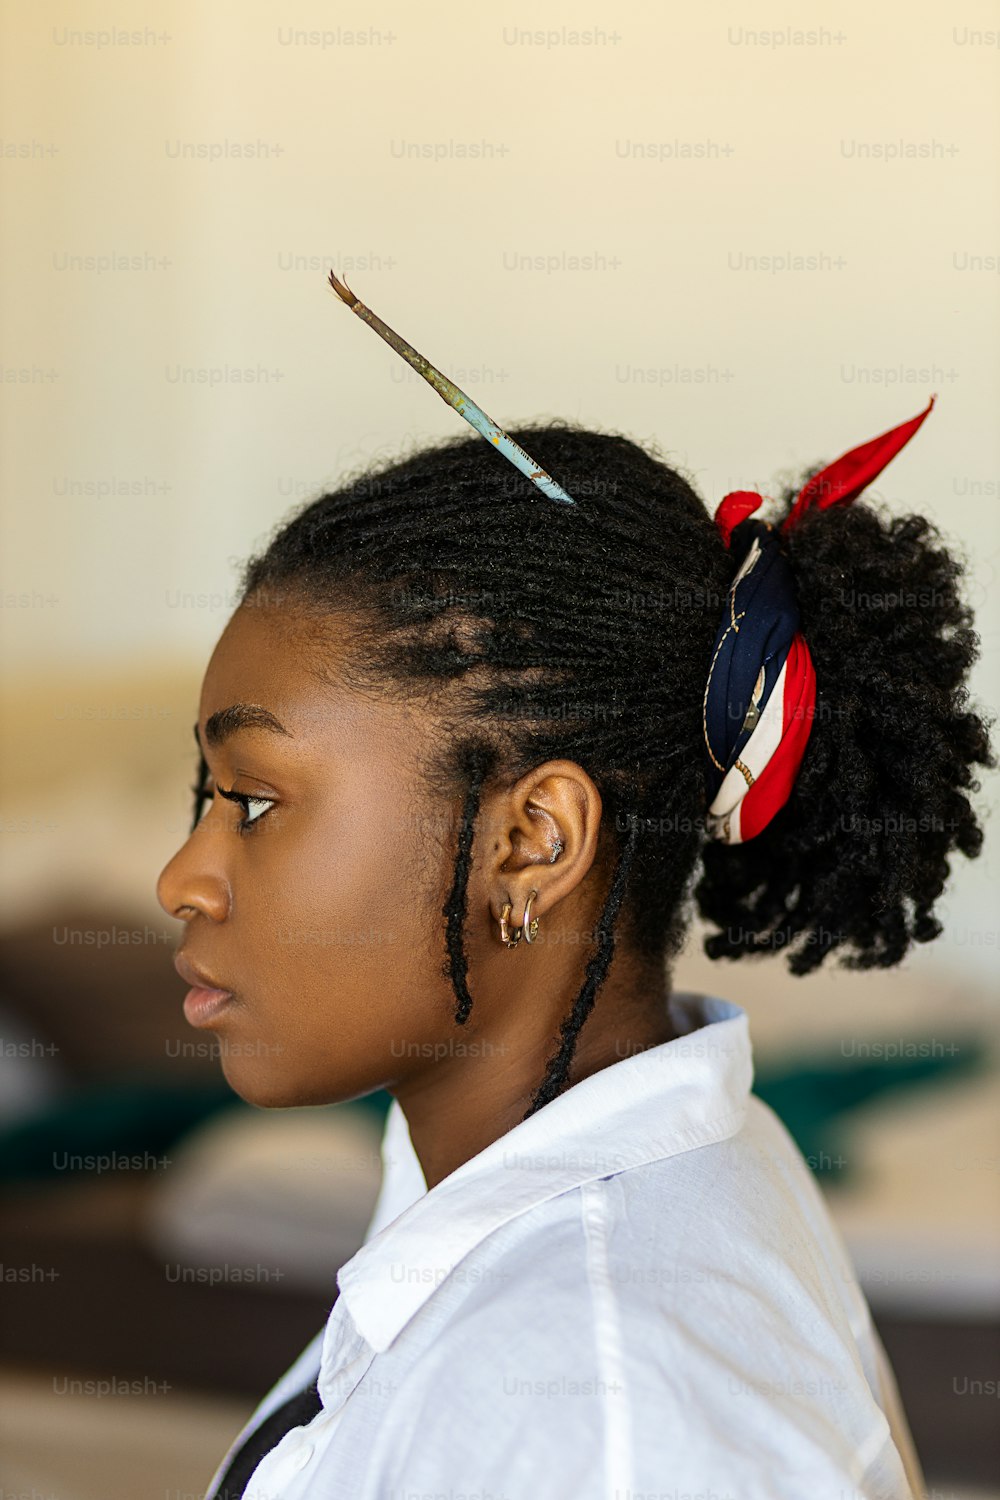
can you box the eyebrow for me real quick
[194,704,294,750]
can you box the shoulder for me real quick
[592,1096,884,1392]
[390,1098,873,1360]
[368,1109,910,1498]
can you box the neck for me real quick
[392,944,675,1191]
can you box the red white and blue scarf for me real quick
[702,397,935,844]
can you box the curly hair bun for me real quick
[696,492,993,974]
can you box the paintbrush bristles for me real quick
[327,269,359,308]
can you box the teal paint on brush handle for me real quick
[327,271,576,506]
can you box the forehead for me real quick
[198,604,352,743]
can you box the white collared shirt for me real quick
[203,993,922,1500]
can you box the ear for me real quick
[479,759,603,928]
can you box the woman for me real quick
[156,285,991,1499]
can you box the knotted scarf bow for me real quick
[703,397,935,844]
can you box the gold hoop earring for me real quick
[522,889,540,944]
[499,901,522,948]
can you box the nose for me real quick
[156,834,231,924]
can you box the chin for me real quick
[216,1055,308,1110]
[217,1054,375,1111]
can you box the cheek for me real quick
[297,789,426,940]
[245,787,455,1033]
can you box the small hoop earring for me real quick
[522,888,540,944]
[499,901,522,948]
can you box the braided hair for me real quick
[237,422,992,1117]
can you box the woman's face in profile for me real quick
[156,601,472,1109]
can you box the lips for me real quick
[173,950,233,996]
[174,951,236,1030]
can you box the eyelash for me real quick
[190,778,276,838]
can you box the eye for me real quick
[215,785,277,837]
[237,793,274,829]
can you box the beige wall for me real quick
[1,0,998,980]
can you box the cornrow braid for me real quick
[526,805,642,1116]
[442,744,495,1028]
[236,421,991,1116]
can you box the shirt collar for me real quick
[335,991,752,1353]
